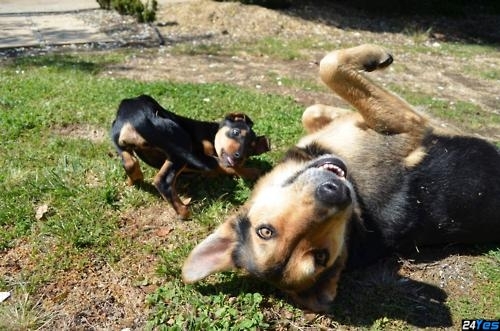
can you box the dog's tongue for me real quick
[226,155,235,166]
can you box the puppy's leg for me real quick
[120,150,144,185]
[319,44,427,139]
[302,104,352,134]
[229,165,261,180]
[153,160,190,219]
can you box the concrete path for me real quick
[0,0,111,49]
[0,0,177,50]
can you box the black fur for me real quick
[346,133,500,267]
[111,95,220,171]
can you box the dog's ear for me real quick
[224,113,254,128]
[251,136,271,156]
[182,218,237,283]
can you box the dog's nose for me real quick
[315,180,350,206]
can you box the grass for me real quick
[170,35,339,61]
[0,46,498,330]
[448,250,500,321]
[388,84,500,132]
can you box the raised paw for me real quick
[320,44,393,82]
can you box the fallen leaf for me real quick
[155,226,174,237]
[35,204,49,220]
[0,292,10,303]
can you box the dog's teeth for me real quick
[319,163,345,178]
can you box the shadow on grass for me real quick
[195,259,452,328]
[131,158,273,207]
[331,258,452,328]
[282,0,500,44]
[5,54,112,74]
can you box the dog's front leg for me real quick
[153,160,190,219]
[218,165,261,180]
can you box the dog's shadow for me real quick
[330,257,452,328]
[195,244,496,328]
[134,158,273,208]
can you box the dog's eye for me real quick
[256,225,275,240]
[230,128,241,137]
[313,249,329,267]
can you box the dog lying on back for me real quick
[182,45,500,311]
[111,94,270,219]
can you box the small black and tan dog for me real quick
[111,94,270,219]
[182,45,500,311]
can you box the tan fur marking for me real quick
[214,126,248,158]
[118,122,147,147]
[404,146,427,168]
[201,139,215,156]
[120,150,143,185]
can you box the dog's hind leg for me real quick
[319,44,427,139]
[120,150,144,185]
[153,160,190,219]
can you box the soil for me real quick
[2,0,499,329]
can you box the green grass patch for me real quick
[0,50,302,316]
[388,84,500,133]
[448,249,500,322]
[170,36,338,60]
[395,42,499,61]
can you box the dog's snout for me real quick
[315,180,350,206]
[316,182,339,204]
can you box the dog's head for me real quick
[183,145,356,312]
[214,113,270,167]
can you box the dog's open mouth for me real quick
[314,157,347,179]
[220,150,239,167]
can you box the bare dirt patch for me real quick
[52,123,108,143]
[39,203,198,329]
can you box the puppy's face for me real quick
[214,113,270,167]
[183,149,355,311]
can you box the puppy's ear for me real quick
[251,136,271,156]
[182,218,237,283]
[224,113,254,127]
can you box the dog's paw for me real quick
[359,44,393,72]
[240,167,262,181]
[176,206,191,220]
[320,44,393,80]
[289,290,336,313]
[126,176,143,186]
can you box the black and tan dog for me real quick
[111,94,270,219]
[182,45,500,311]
